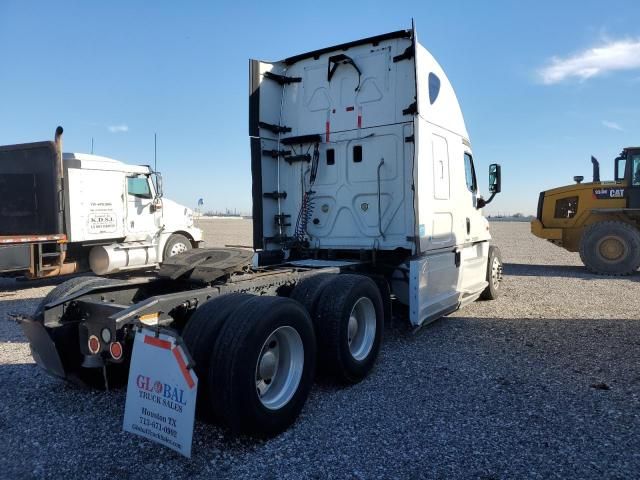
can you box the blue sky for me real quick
[1,1,638,215]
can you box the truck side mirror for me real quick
[477,163,502,209]
[155,173,163,198]
[489,164,501,194]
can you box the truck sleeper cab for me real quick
[17,26,503,438]
[250,26,502,322]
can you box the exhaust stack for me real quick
[591,155,600,183]
[53,126,65,235]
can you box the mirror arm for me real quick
[477,191,497,209]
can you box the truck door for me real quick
[458,151,488,295]
[126,175,157,237]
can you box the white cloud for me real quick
[602,120,624,131]
[107,124,129,133]
[539,38,640,84]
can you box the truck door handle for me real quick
[466,218,470,235]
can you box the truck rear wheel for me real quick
[289,273,336,312]
[580,221,640,275]
[208,296,316,436]
[163,233,192,260]
[181,293,253,422]
[315,274,384,384]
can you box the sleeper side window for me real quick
[127,176,152,199]
[464,153,477,193]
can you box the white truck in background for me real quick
[19,25,503,437]
[0,128,202,278]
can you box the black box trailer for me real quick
[0,129,68,277]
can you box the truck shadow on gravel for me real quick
[504,262,640,281]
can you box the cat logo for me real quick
[592,188,626,200]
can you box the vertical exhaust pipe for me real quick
[591,156,600,183]
[54,126,65,234]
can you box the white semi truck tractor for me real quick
[17,26,503,437]
[0,127,202,278]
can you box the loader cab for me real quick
[621,147,640,208]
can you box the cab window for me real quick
[464,153,477,193]
[632,155,640,187]
[127,176,152,199]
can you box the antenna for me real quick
[154,133,157,172]
[91,137,94,154]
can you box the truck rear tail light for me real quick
[88,335,101,354]
[109,341,123,360]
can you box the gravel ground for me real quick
[1,220,639,479]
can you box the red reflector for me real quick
[109,341,123,360]
[88,335,101,354]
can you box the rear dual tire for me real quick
[183,295,316,436]
[292,274,384,384]
[183,273,384,436]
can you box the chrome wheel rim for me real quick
[347,297,376,361]
[255,326,304,410]
[491,256,503,290]
[169,241,188,256]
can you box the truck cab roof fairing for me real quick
[249,25,472,253]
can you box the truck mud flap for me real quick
[18,318,66,379]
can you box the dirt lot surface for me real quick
[1,220,639,479]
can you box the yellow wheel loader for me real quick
[532,147,640,275]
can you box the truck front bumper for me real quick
[530,219,563,241]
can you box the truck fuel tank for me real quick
[90,242,158,275]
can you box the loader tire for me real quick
[209,296,316,436]
[579,221,640,275]
[480,245,503,300]
[314,274,384,384]
[181,293,253,423]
